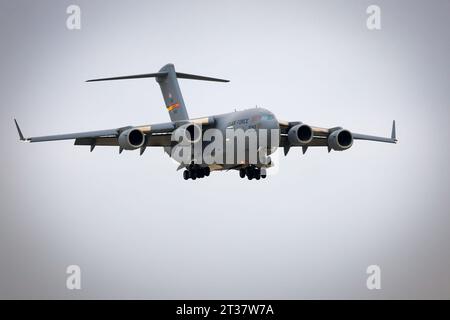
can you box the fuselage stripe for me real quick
[167,103,180,111]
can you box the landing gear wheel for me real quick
[242,166,265,181]
[183,165,212,180]
[247,168,254,180]
[260,168,267,179]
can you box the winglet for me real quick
[391,120,397,142]
[14,119,27,141]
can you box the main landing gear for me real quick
[183,164,210,180]
[239,166,267,180]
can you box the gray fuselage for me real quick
[170,107,279,170]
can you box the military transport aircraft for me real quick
[14,63,397,180]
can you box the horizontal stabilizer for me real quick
[175,72,229,82]
[87,72,229,83]
[86,72,168,82]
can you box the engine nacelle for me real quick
[174,123,202,144]
[328,129,353,151]
[287,124,313,145]
[118,128,145,150]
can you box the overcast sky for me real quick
[0,0,449,299]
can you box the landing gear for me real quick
[246,167,255,180]
[260,168,267,179]
[183,164,210,180]
[240,166,267,180]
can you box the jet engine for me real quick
[118,128,145,150]
[328,129,353,151]
[287,124,313,145]
[175,123,202,144]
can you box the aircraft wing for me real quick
[14,116,216,152]
[279,120,397,154]
[14,119,188,154]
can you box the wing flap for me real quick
[28,129,118,143]
[74,137,118,146]
[74,134,173,148]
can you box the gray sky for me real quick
[0,0,449,299]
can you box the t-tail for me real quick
[86,63,229,122]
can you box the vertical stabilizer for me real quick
[86,63,229,122]
[156,64,189,122]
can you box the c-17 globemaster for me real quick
[14,63,397,180]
